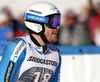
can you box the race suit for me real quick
[0,35,61,82]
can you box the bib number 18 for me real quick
[33,71,51,82]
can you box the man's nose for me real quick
[56,25,60,30]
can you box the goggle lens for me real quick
[48,14,60,28]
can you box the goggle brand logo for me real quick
[28,15,45,21]
[24,13,49,23]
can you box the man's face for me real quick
[44,24,60,43]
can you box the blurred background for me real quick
[1,0,100,82]
[0,0,100,46]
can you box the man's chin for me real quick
[50,38,57,44]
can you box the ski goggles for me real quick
[24,13,61,28]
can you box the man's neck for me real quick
[31,34,46,47]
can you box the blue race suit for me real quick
[0,35,61,82]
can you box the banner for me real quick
[56,46,100,82]
[61,55,100,82]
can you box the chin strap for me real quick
[39,31,49,44]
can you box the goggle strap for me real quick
[24,13,49,23]
[45,24,55,29]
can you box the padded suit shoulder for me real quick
[0,38,27,82]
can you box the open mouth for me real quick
[52,33,58,37]
[52,33,58,36]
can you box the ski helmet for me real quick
[24,2,61,43]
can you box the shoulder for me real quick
[4,37,26,54]
[2,37,27,63]
[47,44,61,55]
[47,44,57,50]
[12,37,26,43]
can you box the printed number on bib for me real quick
[33,71,51,82]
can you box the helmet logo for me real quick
[34,24,42,32]
[24,13,49,23]
[50,6,58,11]
[29,9,42,14]
[28,15,45,21]
[50,6,55,11]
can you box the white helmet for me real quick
[24,2,61,43]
